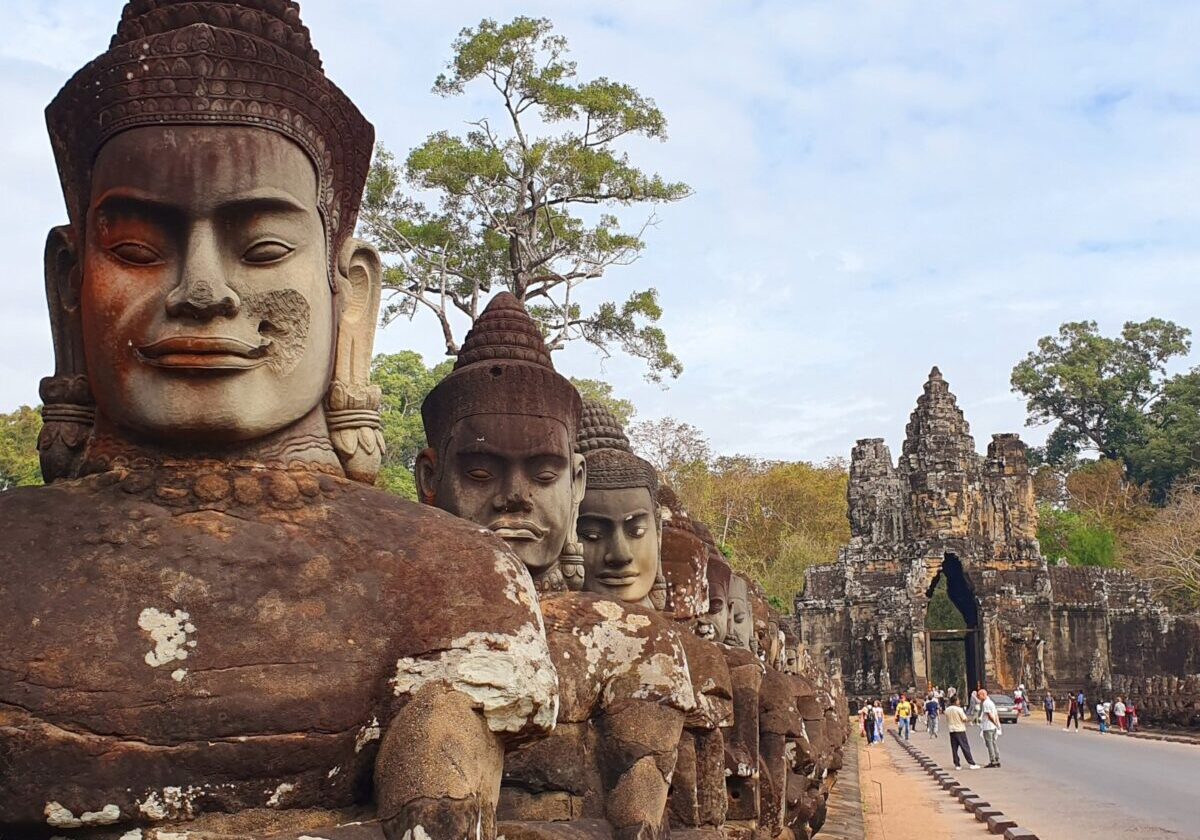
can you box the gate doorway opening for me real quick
[924,554,982,695]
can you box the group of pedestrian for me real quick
[859,699,886,745]
[1055,689,1137,733]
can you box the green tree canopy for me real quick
[570,377,636,428]
[370,351,453,499]
[1012,318,1197,496]
[0,406,43,491]
[361,16,690,383]
[1036,505,1118,567]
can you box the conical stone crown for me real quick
[578,401,632,454]
[455,292,554,371]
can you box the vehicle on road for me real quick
[991,694,1019,723]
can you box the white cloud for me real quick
[1,0,1198,464]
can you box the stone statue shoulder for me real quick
[538,591,696,722]
[0,467,555,827]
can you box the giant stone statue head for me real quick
[419,293,586,586]
[726,573,753,649]
[41,0,383,482]
[575,400,662,607]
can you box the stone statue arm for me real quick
[595,698,686,840]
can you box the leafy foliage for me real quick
[570,377,636,428]
[0,406,43,491]
[370,351,453,499]
[360,16,690,382]
[1011,319,1194,496]
[1037,505,1119,567]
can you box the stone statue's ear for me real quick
[559,453,588,591]
[327,237,384,484]
[415,447,438,506]
[38,225,94,482]
[571,452,587,506]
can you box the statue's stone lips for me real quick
[489,518,546,541]
[136,334,270,369]
[594,571,641,586]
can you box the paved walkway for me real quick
[858,733,989,840]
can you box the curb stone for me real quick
[887,730,1040,840]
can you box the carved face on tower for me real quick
[82,126,333,442]
[726,573,753,649]
[419,293,585,579]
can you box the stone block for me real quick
[1003,829,1039,840]
[975,808,1002,823]
[988,815,1018,834]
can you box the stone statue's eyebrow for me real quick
[623,509,652,521]
[215,190,311,217]
[92,188,183,222]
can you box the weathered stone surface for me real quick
[797,367,1200,725]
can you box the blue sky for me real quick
[2,1,1198,463]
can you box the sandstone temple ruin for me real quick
[797,367,1200,725]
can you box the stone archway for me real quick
[923,554,983,693]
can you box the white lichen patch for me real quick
[327,765,341,779]
[401,826,432,840]
[390,621,558,735]
[493,550,541,612]
[45,802,81,828]
[266,782,294,807]
[120,831,143,840]
[354,717,381,752]
[171,669,187,682]
[138,608,195,667]
[591,600,624,621]
[157,833,191,840]
[137,786,202,821]
[631,652,696,710]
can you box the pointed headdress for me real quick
[422,292,582,453]
[576,400,658,494]
[45,0,374,285]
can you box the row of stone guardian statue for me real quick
[0,2,845,839]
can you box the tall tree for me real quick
[0,406,43,491]
[1011,319,1191,467]
[1129,369,1200,496]
[361,16,690,382]
[370,351,453,499]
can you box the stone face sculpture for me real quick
[576,404,735,836]
[419,296,695,840]
[1,3,558,838]
[726,574,755,650]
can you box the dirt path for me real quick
[858,734,988,840]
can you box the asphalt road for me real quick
[904,715,1200,839]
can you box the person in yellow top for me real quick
[896,694,913,740]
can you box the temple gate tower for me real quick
[797,368,1053,699]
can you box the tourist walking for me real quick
[1114,697,1127,731]
[925,694,940,738]
[1096,700,1109,733]
[1127,700,1139,732]
[859,704,869,741]
[909,696,919,733]
[1014,684,1026,717]
[1064,692,1081,731]
[873,700,885,743]
[896,694,912,740]
[945,695,980,770]
[1043,691,1055,725]
[978,688,1002,767]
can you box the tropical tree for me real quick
[370,351,453,499]
[0,406,43,491]
[361,16,691,382]
[1011,319,1190,468]
[571,377,636,428]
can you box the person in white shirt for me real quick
[978,688,1002,767]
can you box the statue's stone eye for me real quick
[535,470,558,482]
[466,468,492,481]
[110,242,163,265]
[243,240,294,264]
